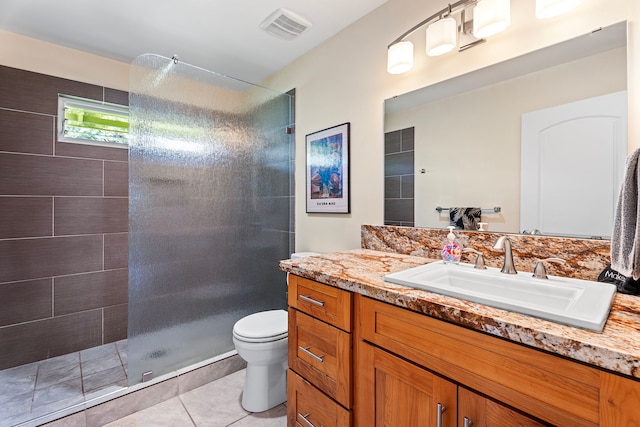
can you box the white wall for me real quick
[261,0,640,253]
[0,29,129,90]
[1,0,639,254]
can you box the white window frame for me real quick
[57,94,129,149]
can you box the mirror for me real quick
[384,22,627,238]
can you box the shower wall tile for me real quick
[261,196,290,232]
[0,65,103,115]
[104,161,129,197]
[54,269,128,316]
[0,235,103,283]
[385,176,401,199]
[104,304,128,343]
[385,130,402,154]
[385,199,415,223]
[0,65,131,370]
[384,151,414,176]
[0,310,102,370]
[0,153,103,196]
[401,127,415,151]
[401,175,415,198]
[385,127,415,226]
[0,108,54,155]
[105,233,128,270]
[55,141,128,162]
[0,197,53,239]
[0,278,52,327]
[104,88,129,106]
[259,163,290,198]
[54,197,128,235]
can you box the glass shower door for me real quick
[127,54,293,385]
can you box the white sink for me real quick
[384,261,616,331]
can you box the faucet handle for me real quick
[533,257,566,279]
[463,248,486,270]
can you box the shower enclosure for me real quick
[0,55,293,427]
[128,54,294,385]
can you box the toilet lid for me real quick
[233,309,288,342]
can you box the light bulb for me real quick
[387,41,414,74]
[426,17,457,57]
[473,0,511,39]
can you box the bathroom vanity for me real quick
[282,249,640,427]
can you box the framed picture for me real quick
[306,123,350,213]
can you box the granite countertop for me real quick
[279,249,640,379]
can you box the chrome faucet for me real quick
[463,247,486,269]
[492,236,517,274]
[533,258,566,279]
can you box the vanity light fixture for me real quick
[387,0,580,74]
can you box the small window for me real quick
[58,94,129,148]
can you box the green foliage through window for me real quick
[58,94,129,147]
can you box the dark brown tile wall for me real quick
[384,127,415,227]
[0,65,129,370]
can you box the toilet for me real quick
[232,252,320,412]
[233,309,289,412]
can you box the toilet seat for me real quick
[233,309,288,343]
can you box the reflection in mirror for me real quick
[384,22,627,238]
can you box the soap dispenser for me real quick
[442,226,462,264]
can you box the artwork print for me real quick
[306,123,350,213]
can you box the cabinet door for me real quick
[356,341,456,427]
[600,371,640,426]
[458,387,550,427]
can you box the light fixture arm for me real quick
[388,0,478,47]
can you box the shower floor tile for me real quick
[0,340,128,427]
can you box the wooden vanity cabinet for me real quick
[286,275,640,426]
[287,275,353,426]
[356,294,640,427]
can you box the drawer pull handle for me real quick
[464,417,473,427]
[298,412,323,427]
[436,403,446,427]
[299,294,325,306]
[299,346,325,362]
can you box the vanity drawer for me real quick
[289,309,352,407]
[288,370,351,427]
[288,275,352,331]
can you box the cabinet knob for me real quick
[464,416,474,427]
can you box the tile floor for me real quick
[0,341,128,427]
[102,370,286,427]
[1,341,285,427]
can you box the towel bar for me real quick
[435,206,501,213]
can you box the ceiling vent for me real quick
[260,8,312,40]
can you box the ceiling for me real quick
[0,0,388,84]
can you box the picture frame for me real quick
[306,122,350,213]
